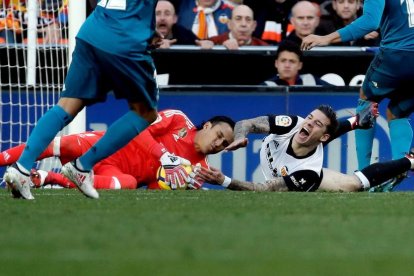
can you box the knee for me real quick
[359,88,367,99]
[58,98,86,116]
[144,109,158,124]
[386,108,397,121]
[129,103,158,124]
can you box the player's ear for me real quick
[320,133,330,143]
[204,121,212,129]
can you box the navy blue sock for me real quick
[361,158,411,187]
[79,111,150,170]
[18,105,73,170]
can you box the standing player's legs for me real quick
[61,46,159,199]
[1,40,98,199]
[355,48,414,169]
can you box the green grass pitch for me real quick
[1,189,414,276]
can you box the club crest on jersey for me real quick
[280,166,289,176]
[274,116,292,127]
[173,127,188,141]
[218,14,229,24]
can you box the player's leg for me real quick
[62,52,158,198]
[319,168,362,192]
[355,48,407,170]
[355,154,414,191]
[0,144,26,166]
[355,56,381,169]
[320,155,414,192]
[76,55,158,172]
[77,105,156,171]
[30,169,76,189]
[372,97,414,192]
[56,132,104,164]
[93,164,137,189]
[387,98,414,161]
[2,39,97,199]
[355,97,377,169]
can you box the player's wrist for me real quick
[221,175,232,188]
[153,145,168,160]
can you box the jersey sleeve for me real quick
[267,115,298,134]
[141,110,193,159]
[283,169,322,192]
[337,0,384,42]
[323,118,352,146]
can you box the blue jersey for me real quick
[77,0,157,58]
[338,0,414,50]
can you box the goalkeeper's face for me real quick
[194,122,234,155]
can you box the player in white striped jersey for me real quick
[197,103,414,192]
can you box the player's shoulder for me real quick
[160,109,188,120]
[159,109,195,127]
[267,114,300,134]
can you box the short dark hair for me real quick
[197,116,236,130]
[316,104,338,136]
[276,40,303,62]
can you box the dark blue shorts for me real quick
[61,38,158,109]
[362,47,414,118]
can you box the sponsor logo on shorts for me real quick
[290,175,306,188]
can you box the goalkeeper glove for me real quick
[187,163,203,190]
[160,152,191,189]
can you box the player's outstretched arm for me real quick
[197,166,288,191]
[225,116,270,151]
[301,31,341,51]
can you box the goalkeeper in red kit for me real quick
[0,109,235,191]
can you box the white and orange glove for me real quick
[160,152,191,190]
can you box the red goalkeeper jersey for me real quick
[93,109,209,188]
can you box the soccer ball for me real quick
[156,165,193,190]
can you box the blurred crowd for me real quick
[1,0,379,86]
[0,0,68,44]
[0,0,379,47]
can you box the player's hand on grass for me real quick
[224,137,248,152]
[160,152,191,189]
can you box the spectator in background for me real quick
[243,0,298,45]
[0,0,26,43]
[263,40,332,86]
[223,0,242,8]
[0,0,68,44]
[156,0,198,48]
[177,0,233,40]
[283,0,322,46]
[197,4,269,49]
[318,0,379,46]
